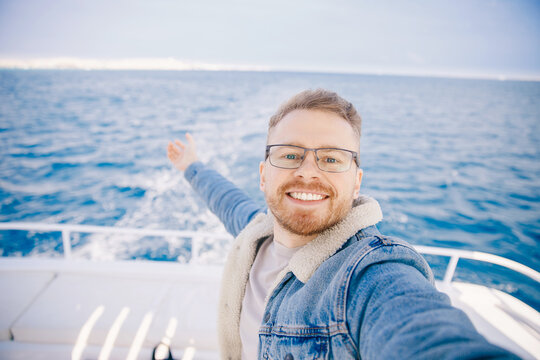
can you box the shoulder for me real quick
[341,229,434,284]
[324,228,436,317]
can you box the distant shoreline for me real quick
[0,58,539,82]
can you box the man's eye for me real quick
[324,157,338,163]
[285,154,297,160]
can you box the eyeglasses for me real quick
[265,144,360,173]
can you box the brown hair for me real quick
[268,89,362,145]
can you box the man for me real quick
[167,89,516,359]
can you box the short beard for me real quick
[265,179,353,236]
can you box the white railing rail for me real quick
[0,222,538,285]
[0,222,232,264]
[414,245,540,285]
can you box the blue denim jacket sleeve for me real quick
[347,259,519,359]
[184,161,265,237]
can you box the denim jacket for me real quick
[185,162,517,360]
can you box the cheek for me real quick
[268,175,282,193]
[261,169,277,193]
[337,177,358,197]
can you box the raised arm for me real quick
[167,134,264,237]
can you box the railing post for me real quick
[443,255,459,284]
[190,236,200,264]
[62,230,72,259]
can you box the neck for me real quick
[273,222,317,248]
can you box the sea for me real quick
[0,70,539,309]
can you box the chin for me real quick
[266,191,353,237]
[276,211,340,236]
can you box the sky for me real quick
[0,0,539,79]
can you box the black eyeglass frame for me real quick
[265,144,360,173]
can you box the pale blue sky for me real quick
[0,0,539,77]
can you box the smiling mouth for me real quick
[287,192,329,201]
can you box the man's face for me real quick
[259,109,363,237]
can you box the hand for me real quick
[167,133,198,172]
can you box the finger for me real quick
[167,142,177,154]
[167,144,181,157]
[185,133,195,146]
[174,139,186,149]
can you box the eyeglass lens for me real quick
[268,146,353,172]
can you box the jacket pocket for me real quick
[259,333,330,360]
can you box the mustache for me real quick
[278,179,335,197]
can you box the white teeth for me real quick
[289,192,324,201]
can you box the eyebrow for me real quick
[284,143,356,151]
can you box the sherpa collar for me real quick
[237,194,383,283]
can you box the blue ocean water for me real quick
[0,70,539,308]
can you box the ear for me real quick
[353,168,363,198]
[259,161,266,192]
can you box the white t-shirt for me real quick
[239,236,301,360]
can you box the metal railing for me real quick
[414,245,540,285]
[0,222,232,264]
[0,222,539,285]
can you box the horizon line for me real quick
[0,57,539,82]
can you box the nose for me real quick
[293,150,320,179]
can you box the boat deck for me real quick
[0,258,222,360]
[1,257,539,360]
